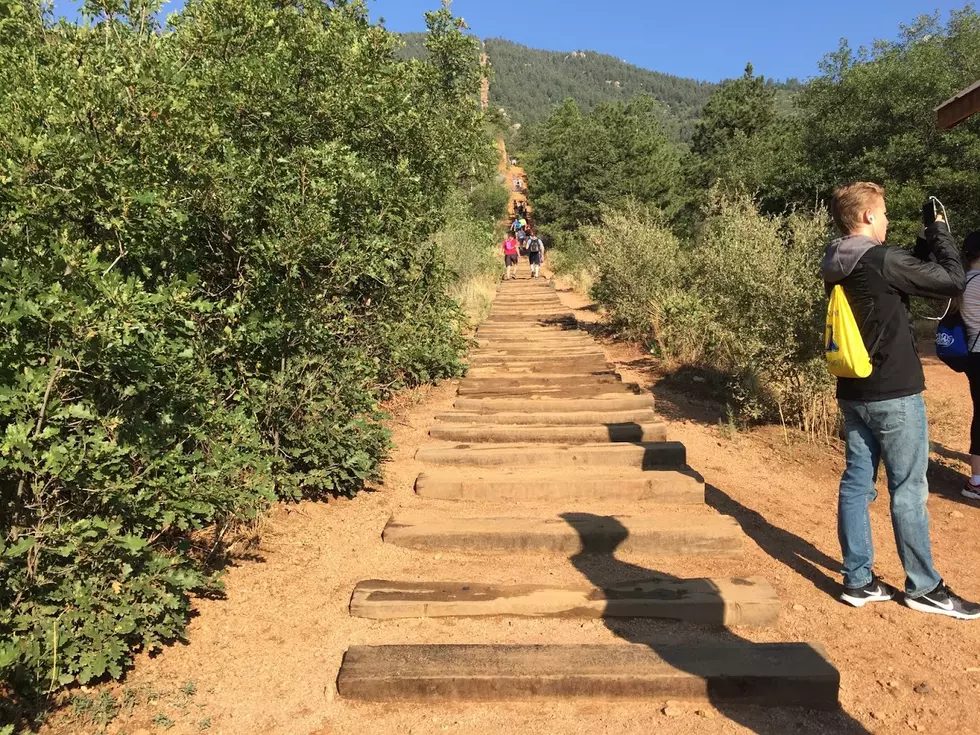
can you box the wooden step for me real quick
[457,380,625,394]
[434,408,656,425]
[470,351,599,361]
[491,296,562,300]
[382,512,739,555]
[416,441,681,468]
[415,467,702,503]
[468,358,610,369]
[477,333,593,341]
[349,576,778,626]
[428,422,667,444]
[467,361,612,372]
[477,325,579,333]
[457,384,638,398]
[465,369,618,379]
[454,395,653,412]
[459,375,621,388]
[473,350,604,360]
[474,342,599,352]
[476,342,596,351]
[483,315,575,324]
[475,331,585,340]
[471,346,601,355]
[337,643,840,706]
[491,305,568,311]
[489,313,573,321]
[465,363,615,377]
[491,296,562,302]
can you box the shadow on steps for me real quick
[704,485,841,598]
[562,512,869,734]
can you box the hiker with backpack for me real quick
[957,232,980,500]
[503,234,520,280]
[526,230,545,278]
[821,182,980,619]
[516,224,528,251]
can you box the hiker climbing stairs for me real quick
[337,268,841,710]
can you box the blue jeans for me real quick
[838,394,941,597]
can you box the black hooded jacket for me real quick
[819,222,964,402]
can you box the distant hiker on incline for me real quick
[503,234,520,280]
[820,181,979,619]
[526,230,545,279]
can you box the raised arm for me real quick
[882,221,965,299]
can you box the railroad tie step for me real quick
[433,408,656,425]
[467,356,611,368]
[464,369,619,379]
[458,375,622,387]
[456,384,639,399]
[471,345,603,355]
[382,512,741,556]
[483,316,576,325]
[453,395,654,412]
[349,576,778,627]
[468,353,607,363]
[428,422,667,444]
[466,362,614,373]
[336,643,840,707]
[463,363,617,377]
[414,467,703,503]
[415,441,683,468]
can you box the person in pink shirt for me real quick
[503,235,519,280]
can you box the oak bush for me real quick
[0,0,487,706]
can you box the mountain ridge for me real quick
[398,33,800,142]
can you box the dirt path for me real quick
[47,286,980,734]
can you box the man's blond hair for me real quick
[831,182,885,235]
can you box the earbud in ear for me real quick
[869,216,875,222]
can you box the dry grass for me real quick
[451,272,500,325]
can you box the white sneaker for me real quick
[963,481,980,500]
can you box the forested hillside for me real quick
[482,38,715,140]
[528,6,980,436]
[401,32,800,142]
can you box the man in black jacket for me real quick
[820,182,980,619]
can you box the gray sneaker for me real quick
[906,581,980,620]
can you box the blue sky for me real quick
[52,0,972,82]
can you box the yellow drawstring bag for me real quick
[825,285,873,378]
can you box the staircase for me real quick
[336,269,840,712]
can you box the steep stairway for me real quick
[336,268,840,711]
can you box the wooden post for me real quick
[936,80,980,130]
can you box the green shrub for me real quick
[586,194,835,432]
[466,179,511,223]
[0,0,487,708]
[693,194,835,430]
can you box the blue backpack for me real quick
[936,275,980,372]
